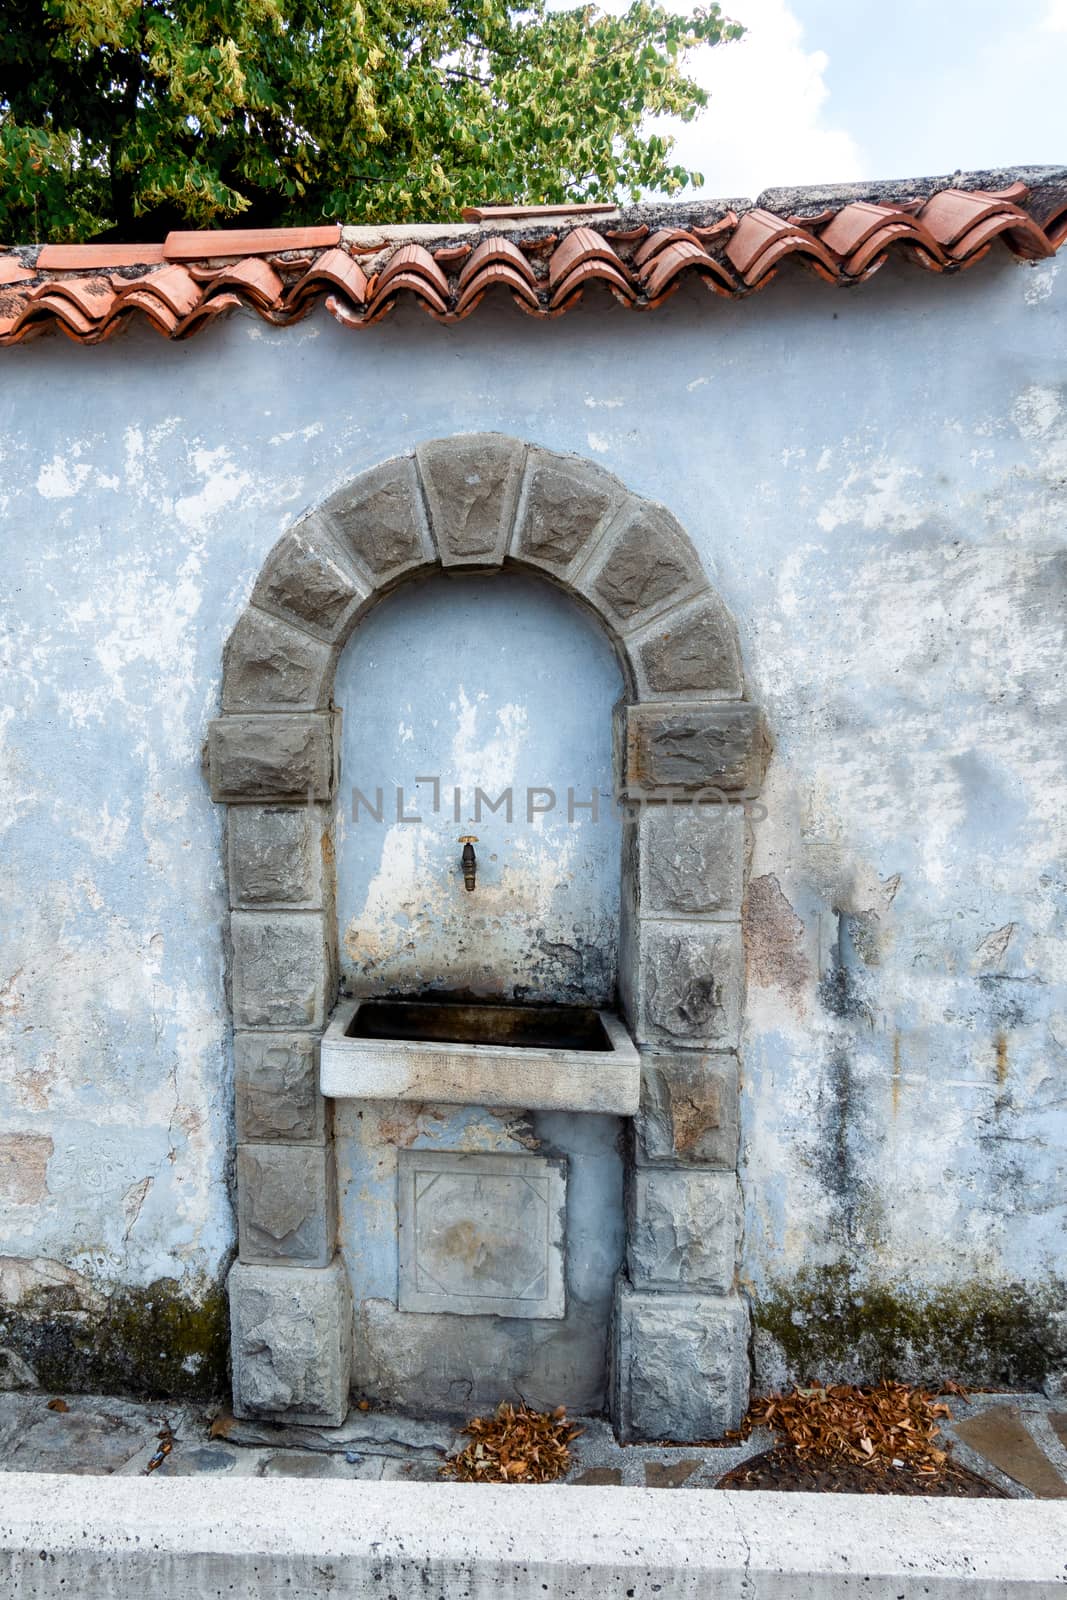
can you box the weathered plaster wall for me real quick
[333,572,622,1003]
[1,248,1064,1390]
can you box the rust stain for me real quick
[743,874,809,1003]
[995,1032,1009,1086]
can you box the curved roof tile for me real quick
[1,172,1063,346]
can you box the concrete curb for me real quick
[3,1473,1067,1597]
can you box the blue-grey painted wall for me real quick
[333,572,623,1003]
[1,250,1064,1385]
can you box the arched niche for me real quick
[208,434,765,1441]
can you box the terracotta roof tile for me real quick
[197,256,286,311]
[921,188,1049,259]
[285,246,368,311]
[163,224,340,259]
[112,264,202,319]
[2,171,1064,346]
[725,208,839,287]
[37,242,165,269]
[461,202,617,222]
[818,202,947,276]
[549,255,634,309]
[638,237,736,301]
[457,235,536,292]
[632,228,696,269]
[0,259,36,284]
[548,225,633,289]
[368,268,450,319]
[455,261,541,317]
[374,243,450,301]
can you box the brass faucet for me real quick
[459,836,478,892]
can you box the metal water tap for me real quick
[459,835,478,892]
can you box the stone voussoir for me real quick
[234,1031,327,1144]
[627,1168,739,1292]
[510,447,629,578]
[629,590,744,701]
[208,713,335,803]
[251,513,371,642]
[236,1142,336,1265]
[229,1257,352,1426]
[635,1051,740,1169]
[416,433,527,566]
[613,1278,750,1442]
[574,498,707,636]
[222,607,335,714]
[321,454,435,586]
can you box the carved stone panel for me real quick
[398,1150,566,1319]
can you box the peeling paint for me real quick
[0,256,1064,1389]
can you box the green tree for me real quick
[0,0,741,242]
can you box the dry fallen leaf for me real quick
[442,1401,580,1485]
[747,1381,952,1476]
[45,1398,69,1412]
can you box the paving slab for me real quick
[951,1405,1067,1499]
[0,1393,175,1477]
[217,1407,461,1460]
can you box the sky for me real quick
[628,0,1067,198]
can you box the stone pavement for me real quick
[1,1389,1066,1496]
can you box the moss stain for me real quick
[0,1276,229,1400]
[755,1262,1065,1391]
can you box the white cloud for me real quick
[1041,0,1067,28]
[650,0,866,198]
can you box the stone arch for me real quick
[208,434,765,1442]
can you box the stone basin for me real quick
[320,997,640,1114]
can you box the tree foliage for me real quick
[0,0,742,241]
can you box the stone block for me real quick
[208,714,334,803]
[228,806,325,909]
[237,1143,335,1265]
[229,1258,352,1425]
[417,434,526,565]
[234,1032,326,1144]
[222,607,334,713]
[230,911,329,1029]
[511,449,625,576]
[612,1281,750,1441]
[576,500,705,634]
[635,1052,740,1169]
[622,921,743,1049]
[628,801,745,917]
[619,702,764,796]
[323,455,433,583]
[627,1170,738,1291]
[397,1150,566,1318]
[252,517,367,640]
[630,593,743,700]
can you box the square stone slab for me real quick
[397,1150,566,1319]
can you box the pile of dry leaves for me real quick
[749,1381,952,1474]
[441,1401,581,1484]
